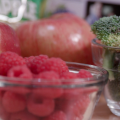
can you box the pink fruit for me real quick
[27,94,55,117]
[61,72,78,79]
[16,13,95,64]
[7,65,33,79]
[61,69,95,99]
[30,55,48,74]
[78,69,93,78]
[25,55,48,74]
[38,58,68,76]
[10,110,39,120]
[0,22,20,54]
[43,111,67,120]
[24,56,35,70]
[0,103,10,120]
[61,72,78,86]
[56,95,90,117]
[0,91,3,103]
[2,91,26,113]
[33,71,63,99]
[0,51,25,76]
[61,88,84,100]
[61,78,84,99]
[6,65,33,95]
[36,71,60,80]
[3,87,31,95]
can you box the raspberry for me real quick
[32,71,63,99]
[10,110,39,120]
[24,56,35,70]
[60,72,83,99]
[61,89,82,100]
[0,91,3,103]
[37,71,60,80]
[6,65,33,94]
[2,91,26,113]
[56,95,90,116]
[0,103,10,120]
[0,51,25,75]
[78,69,93,78]
[0,90,5,104]
[39,58,68,76]
[61,70,93,99]
[4,87,31,95]
[62,87,98,99]
[61,72,78,85]
[7,65,33,79]
[61,72,78,79]
[62,87,98,100]
[27,94,55,117]
[43,111,67,120]
[30,55,48,74]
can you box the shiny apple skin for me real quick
[0,23,20,55]
[16,13,95,64]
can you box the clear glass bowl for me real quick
[0,62,108,120]
[92,39,120,116]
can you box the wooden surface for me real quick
[91,94,120,120]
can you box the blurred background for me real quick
[1,0,120,25]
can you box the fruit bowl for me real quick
[0,62,108,120]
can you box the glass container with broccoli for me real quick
[91,15,120,116]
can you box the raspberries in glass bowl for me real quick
[0,51,108,120]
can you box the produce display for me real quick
[91,15,120,101]
[16,13,95,64]
[0,10,108,119]
[0,51,98,120]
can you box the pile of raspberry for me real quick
[0,51,97,120]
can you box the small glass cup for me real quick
[92,39,120,116]
[0,62,108,120]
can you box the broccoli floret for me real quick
[91,15,120,47]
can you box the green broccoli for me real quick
[91,15,120,101]
[91,15,120,47]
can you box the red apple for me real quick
[0,22,20,54]
[16,13,95,64]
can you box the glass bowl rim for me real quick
[92,38,120,50]
[0,62,108,88]
[92,38,120,72]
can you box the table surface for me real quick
[91,94,120,120]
